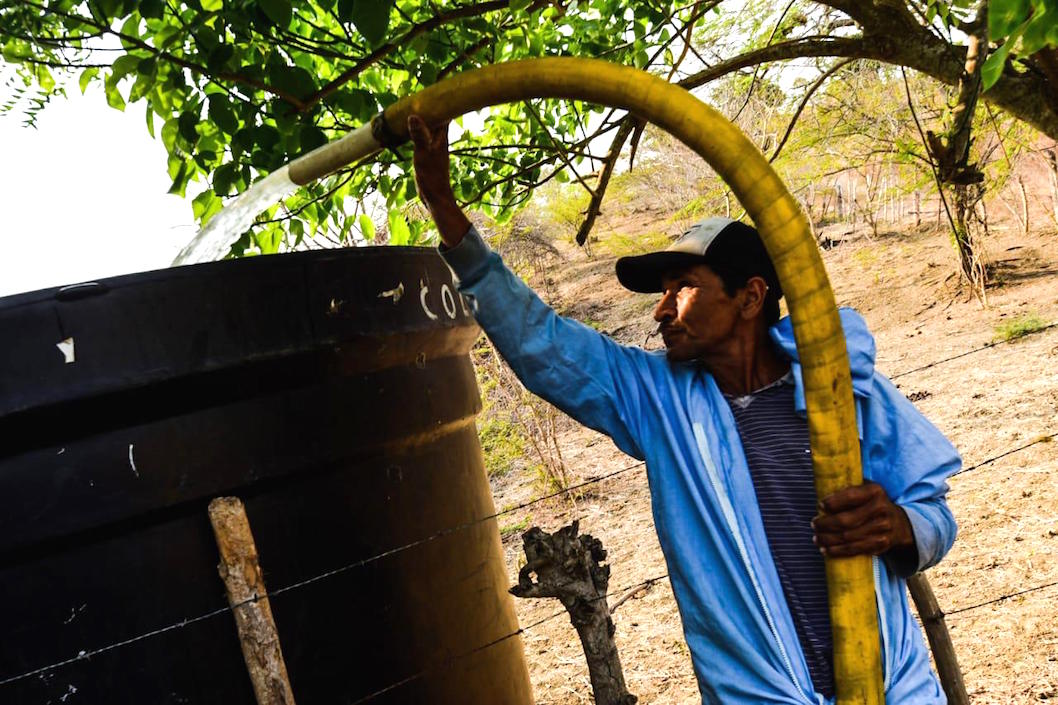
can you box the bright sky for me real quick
[0,82,196,298]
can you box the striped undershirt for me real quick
[724,373,835,699]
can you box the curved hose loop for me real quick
[289,57,882,704]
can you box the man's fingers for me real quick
[407,115,431,148]
[813,502,885,532]
[432,119,451,149]
[819,536,890,558]
[814,516,892,547]
[819,481,883,513]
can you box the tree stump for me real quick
[510,521,637,705]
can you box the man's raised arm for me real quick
[407,115,658,461]
[408,116,471,248]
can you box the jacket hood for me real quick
[769,307,877,415]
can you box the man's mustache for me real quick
[645,322,683,347]
[658,323,683,337]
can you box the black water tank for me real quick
[0,249,533,704]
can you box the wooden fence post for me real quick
[906,573,968,705]
[209,497,297,705]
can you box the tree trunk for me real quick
[1045,149,1058,227]
[924,1,989,298]
[1017,176,1029,235]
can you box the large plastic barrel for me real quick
[0,248,533,704]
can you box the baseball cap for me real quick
[615,217,783,298]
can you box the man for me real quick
[408,115,959,704]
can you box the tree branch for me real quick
[302,0,551,112]
[675,18,1058,141]
[678,36,873,90]
[770,58,856,162]
[574,118,638,245]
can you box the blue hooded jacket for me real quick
[441,226,959,704]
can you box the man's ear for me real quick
[738,276,769,319]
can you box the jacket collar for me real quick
[767,307,877,416]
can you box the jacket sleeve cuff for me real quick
[438,224,492,288]
[895,503,939,575]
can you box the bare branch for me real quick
[678,36,873,90]
[770,58,856,162]
[574,118,638,245]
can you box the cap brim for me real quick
[615,252,707,293]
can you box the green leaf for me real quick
[981,35,1017,90]
[988,0,1031,40]
[349,0,394,47]
[161,118,179,151]
[509,0,531,10]
[208,94,240,134]
[359,213,375,241]
[206,45,235,73]
[139,0,165,18]
[78,67,98,94]
[290,218,305,247]
[111,54,142,80]
[93,0,123,21]
[1020,8,1055,54]
[268,64,317,101]
[259,0,292,28]
[251,123,281,151]
[201,0,223,11]
[213,162,239,194]
[167,159,191,196]
[178,108,200,143]
[192,188,224,224]
[145,108,155,138]
[329,89,370,117]
[191,28,220,52]
[128,72,155,102]
[387,209,410,246]
[105,81,126,111]
[297,123,328,153]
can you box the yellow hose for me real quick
[290,56,883,704]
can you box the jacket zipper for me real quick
[872,556,892,691]
[693,423,820,705]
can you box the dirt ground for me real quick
[486,213,1058,704]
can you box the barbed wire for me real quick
[342,566,1055,704]
[890,322,1057,380]
[348,572,671,705]
[952,433,1055,477]
[5,413,1054,691]
[0,459,648,689]
[3,328,1055,691]
[946,579,1058,619]
[0,602,236,688]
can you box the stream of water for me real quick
[171,165,297,266]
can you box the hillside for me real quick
[479,184,1058,703]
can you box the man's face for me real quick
[654,263,742,362]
